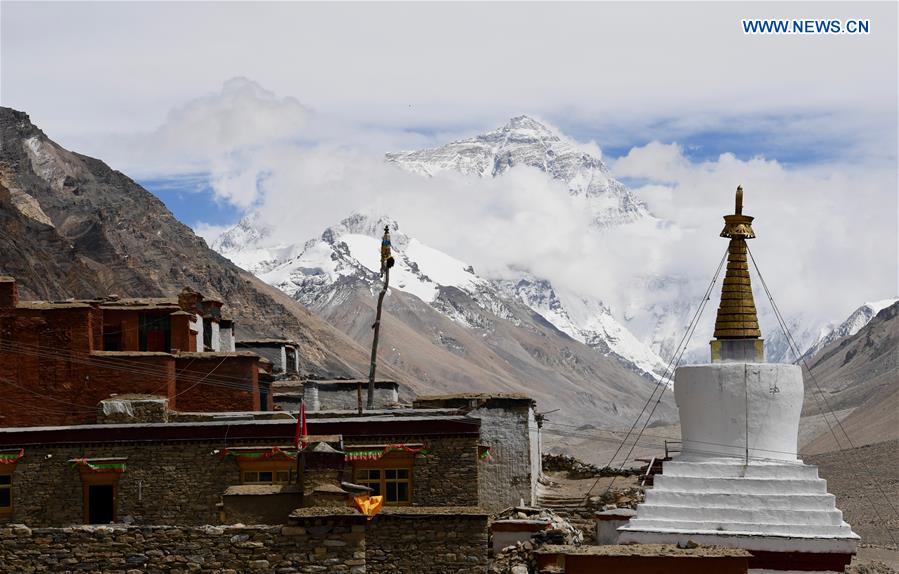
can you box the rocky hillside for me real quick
[801,301,899,454]
[0,107,377,379]
[216,212,676,428]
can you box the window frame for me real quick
[237,460,295,485]
[81,473,119,525]
[351,453,413,506]
[0,472,12,515]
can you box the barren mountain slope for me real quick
[0,107,376,379]
[801,302,899,454]
[291,268,676,431]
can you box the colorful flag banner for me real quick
[219,447,298,461]
[344,443,429,461]
[0,448,24,465]
[69,458,127,473]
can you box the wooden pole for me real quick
[367,267,389,410]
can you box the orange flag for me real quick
[354,495,384,519]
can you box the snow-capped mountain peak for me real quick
[259,212,486,307]
[214,210,666,380]
[801,297,899,360]
[488,114,560,141]
[385,115,651,227]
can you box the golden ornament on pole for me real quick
[710,186,765,363]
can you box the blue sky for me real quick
[140,176,244,229]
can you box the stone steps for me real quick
[636,504,843,525]
[535,492,594,541]
[621,518,855,538]
[661,460,819,480]
[653,475,827,495]
[644,490,836,510]
[537,501,585,509]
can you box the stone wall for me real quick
[306,383,399,412]
[411,396,540,512]
[344,435,478,507]
[0,509,488,574]
[97,396,169,424]
[3,441,240,527]
[0,515,365,573]
[3,434,478,527]
[463,402,539,510]
[366,508,489,574]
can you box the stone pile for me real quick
[489,539,536,574]
[489,507,584,574]
[591,485,645,510]
[541,453,643,479]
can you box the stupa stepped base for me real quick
[618,457,858,572]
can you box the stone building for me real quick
[0,412,485,526]
[293,379,402,412]
[236,338,300,376]
[0,276,270,426]
[413,394,542,511]
[0,276,547,573]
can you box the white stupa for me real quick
[618,187,859,573]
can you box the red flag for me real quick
[294,400,308,449]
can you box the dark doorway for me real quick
[87,484,115,524]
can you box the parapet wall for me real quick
[0,517,365,573]
[0,508,489,574]
[4,434,478,527]
[367,508,489,574]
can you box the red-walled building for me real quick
[0,276,272,427]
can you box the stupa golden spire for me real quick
[710,186,764,363]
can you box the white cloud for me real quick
[192,222,232,245]
[3,2,895,159]
[607,142,897,329]
[2,0,895,350]
[74,76,894,339]
[153,77,309,159]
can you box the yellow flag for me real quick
[354,495,384,519]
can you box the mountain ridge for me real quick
[386,115,652,228]
[0,106,381,380]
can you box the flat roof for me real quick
[237,339,299,346]
[0,415,480,447]
[305,379,399,386]
[100,394,168,401]
[291,408,464,419]
[15,301,93,310]
[175,351,260,359]
[91,351,173,358]
[536,544,753,558]
[224,484,301,496]
[416,392,532,401]
[377,506,488,517]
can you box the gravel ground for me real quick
[806,439,898,572]
[806,439,898,549]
